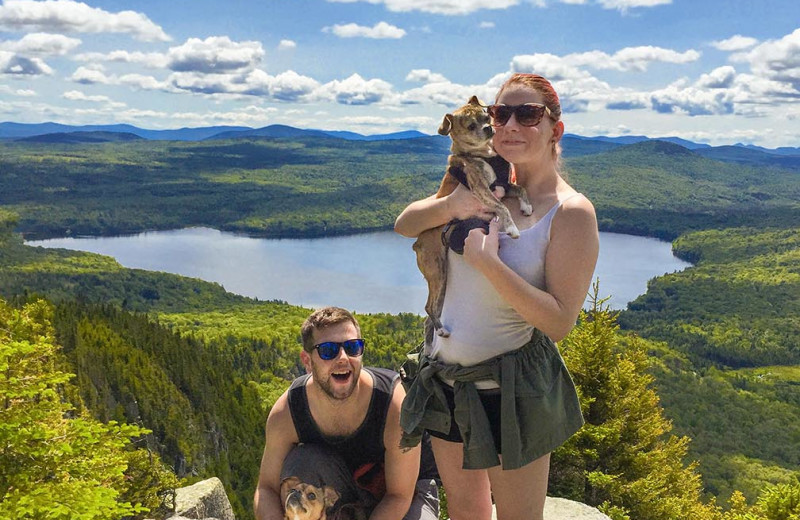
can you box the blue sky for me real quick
[0,0,798,146]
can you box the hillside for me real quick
[0,137,796,241]
[5,218,785,519]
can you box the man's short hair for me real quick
[300,306,361,352]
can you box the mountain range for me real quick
[1,121,798,170]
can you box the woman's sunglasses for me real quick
[487,103,554,127]
[313,338,365,360]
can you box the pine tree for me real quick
[0,297,178,519]
[550,283,722,520]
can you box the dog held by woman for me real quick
[413,96,532,338]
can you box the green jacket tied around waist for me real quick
[399,329,584,470]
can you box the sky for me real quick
[0,0,798,147]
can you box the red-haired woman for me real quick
[395,73,599,520]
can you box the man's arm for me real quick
[370,382,421,520]
[254,391,299,520]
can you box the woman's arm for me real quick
[394,184,497,238]
[462,195,599,342]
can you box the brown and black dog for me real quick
[280,476,340,520]
[280,476,367,520]
[413,96,532,338]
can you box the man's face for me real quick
[303,320,362,401]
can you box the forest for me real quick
[0,136,797,240]
[0,135,799,519]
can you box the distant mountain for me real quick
[204,124,333,140]
[561,135,622,157]
[734,143,800,156]
[16,131,144,144]
[694,145,800,170]
[205,126,429,141]
[1,122,797,159]
[581,134,711,150]
[0,122,251,141]
[320,130,428,141]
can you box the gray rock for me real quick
[490,497,611,520]
[171,477,235,520]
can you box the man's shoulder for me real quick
[365,366,400,385]
[265,390,299,440]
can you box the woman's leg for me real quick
[430,437,493,520]
[487,453,550,520]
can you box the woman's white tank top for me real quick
[429,196,572,367]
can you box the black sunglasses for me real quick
[313,339,365,360]
[487,103,554,127]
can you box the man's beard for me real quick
[312,363,360,401]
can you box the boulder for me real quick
[170,477,235,520]
[491,497,612,520]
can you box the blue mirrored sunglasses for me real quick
[313,338,365,360]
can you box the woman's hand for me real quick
[446,184,497,221]
[463,217,501,272]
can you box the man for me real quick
[254,306,439,520]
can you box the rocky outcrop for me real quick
[544,497,611,519]
[163,477,235,520]
[493,497,612,520]
[160,477,610,520]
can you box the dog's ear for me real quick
[322,486,340,508]
[438,114,453,136]
[468,95,482,106]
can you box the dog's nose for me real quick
[484,125,494,138]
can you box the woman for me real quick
[395,73,599,520]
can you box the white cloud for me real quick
[711,35,758,51]
[0,50,52,75]
[0,33,81,55]
[479,21,495,29]
[325,0,519,15]
[70,64,110,84]
[400,81,493,107]
[74,50,170,69]
[167,36,264,73]
[596,0,671,12]
[406,69,448,83]
[0,0,170,42]
[317,73,395,105]
[278,39,297,50]
[324,21,406,39]
[511,53,594,81]
[119,73,168,91]
[264,70,320,101]
[734,28,800,91]
[650,78,736,116]
[63,89,109,102]
[0,84,37,96]
[695,66,736,89]
[568,46,701,72]
[166,68,320,102]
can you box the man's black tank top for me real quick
[287,367,438,486]
[288,367,394,473]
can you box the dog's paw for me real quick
[506,224,520,239]
[436,326,451,337]
[520,201,533,216]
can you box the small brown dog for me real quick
[413,96,532,337]
[281,476,340,520]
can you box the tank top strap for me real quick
[540,192,583,234]
[288,374,323,444]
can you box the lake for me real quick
[26,228,692,314]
